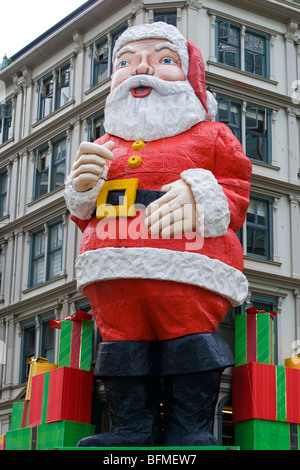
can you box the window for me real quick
[217,20,240,69]
[0,101,12,144]
[246,106,271,163]
[34,135,67,199]
[92,40,109,86]
[216,97,241,141]
[20,314,57,383]
[245,31,268,77]
[48,221,64,280]
[29,219,64,287]
[40,314,56,363]
[55,63,71,109]
[246,196,273,259]
[39,75,54,119]
[0,170,7,217]
[88,112,105,142]
[38,64,71,119]
[216,97,272,164]
[154,10,177,26]
[91,24,128,87]
[20,321,36,383]
[216,19,270,78]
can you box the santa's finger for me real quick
[72,163,104,178]
[75,141,114,161]
[73,173,100,191]
[73,154,107,171]
[161,214,195,238]
[147,206,184,235]
[145,190,178,216]
[144,201,182,229]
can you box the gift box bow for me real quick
[246,306,276,318]
[49,310,92,329]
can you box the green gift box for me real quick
[10,401,30,430]
[50,311,93,370]
[235,419,300,450]
[5,427,33,450]
[235,308,276,366]
[5,421,94,450]
[36,421,94,450]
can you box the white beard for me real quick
[104,75,208,142]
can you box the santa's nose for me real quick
[134,61,154,76]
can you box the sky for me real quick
[0,0,89,58]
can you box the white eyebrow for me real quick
[155,42,179,52]
[116,46,136,58]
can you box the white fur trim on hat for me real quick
[113,22,189,76]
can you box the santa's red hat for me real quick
[112,22,217,120]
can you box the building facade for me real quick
[0,0,299,445]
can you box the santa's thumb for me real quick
[103,141,115,152]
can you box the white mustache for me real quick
[107,75,191,103]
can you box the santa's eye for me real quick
[118,60,129,68]
[161,58,175,64]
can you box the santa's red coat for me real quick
[71,121,252,341]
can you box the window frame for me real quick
[90,23,128,88]
[246,195,273,260]
[33,134,67,200]
[153,9,177,26]
[0,101,12,145]
[39,313,56,363]
[88,111,105,142]
[216,19,241,70]
[29,219,64,288]
[0,169,8,217]
[38,74,54,120]
[20,320,36,383]
[216,97,242,141]
[244,29,269,78]
[245,105,272,164]
[55,62,71,110]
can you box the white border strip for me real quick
[75,247,248,307]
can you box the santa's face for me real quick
[104,38,207,141]
[111,38,185,93]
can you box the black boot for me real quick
[77,340,162,447]
[158,332,235,447]
[162,369,223,446]
[77,375,162,447]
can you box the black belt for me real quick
[106,188,166,207]
[92,189,166,217]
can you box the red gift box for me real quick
[232,362,300,424]
[232,362,277,423]
[28,367,94,427]
[286,366,300,424]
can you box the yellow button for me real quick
[128,155,142,168]
[132,140,145,150]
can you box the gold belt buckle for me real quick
[96,178,139,219]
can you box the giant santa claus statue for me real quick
[64,22,252,447]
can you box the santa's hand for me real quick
[144,179,197,237]
[72,141,114,192]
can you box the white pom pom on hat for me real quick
[113,22,218,118]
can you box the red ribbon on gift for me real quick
[49,310,92,329]
[246,306,276,318]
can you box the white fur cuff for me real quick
[64,174,104,220]
[181,168,230,238]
